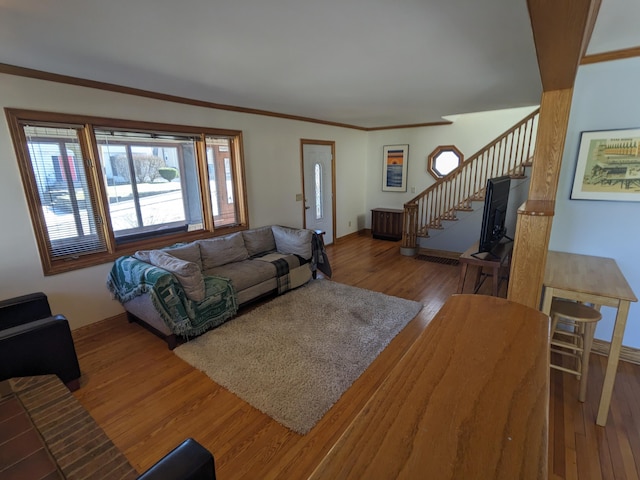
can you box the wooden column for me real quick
[508,90,573,308]
[507,0,600,309]
[508,201,555,307]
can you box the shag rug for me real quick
[174,279,423,434]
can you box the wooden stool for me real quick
[549,298,602,402]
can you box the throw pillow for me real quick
[242,226,276,256]
[148,250,205,303]
[164,242,202,270]
[198,232,249,270]
[272,226,313,259]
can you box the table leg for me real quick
[457,264,468,294]
[579,321,596,402]
[473,267,483,293]
[541,287,554,315]
[596,300,630,426]
[492,266,499,297]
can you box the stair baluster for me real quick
[401,109,539,252]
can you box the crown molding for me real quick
[0,62,451,131]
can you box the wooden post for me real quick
[400,203,418,256]
[508,90,573,308]
[507,0,600,308]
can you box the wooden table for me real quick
[457,240,513,296]
[309,295,549,480]
[542,251,637,426]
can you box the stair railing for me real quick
[402,108,539,251]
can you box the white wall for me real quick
[0,74,367,328]
[549,57,640,348]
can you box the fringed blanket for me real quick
[107,256,238,337]
[312,232,332,277]
[251,252,303,294]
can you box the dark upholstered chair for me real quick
[0,292,81,391]
[137,438,216,480]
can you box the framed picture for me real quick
[382,144,409,192]
[571,128,640,202]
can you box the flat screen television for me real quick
[477,175,511,255]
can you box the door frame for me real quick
[300,139,336,243]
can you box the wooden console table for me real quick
[457,240,513,296]
[310,294,549,480]
[542,251,637,426]
[371,208,404,241]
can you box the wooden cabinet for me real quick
[371,208,404,241]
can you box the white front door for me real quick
[302,141,335,245]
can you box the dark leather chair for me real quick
[0,292,81,391]
[138,438,216,480]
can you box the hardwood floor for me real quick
[71,232,640,479]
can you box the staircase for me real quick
[401,108,539,253]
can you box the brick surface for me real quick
[6,375,138,480]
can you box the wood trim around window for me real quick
[5,108,249,275]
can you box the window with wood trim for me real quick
[427,145,463,179]
[6,109,248,275]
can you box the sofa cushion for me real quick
[272,225,313,259]
[198,233,249,270]
[242,226,276,256]
[205,259,276,292]
[148,250,205,302]
[164,242,202,270]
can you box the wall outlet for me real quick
[295,193,303,201]
[348,220,352,227]
[411,186,416,193]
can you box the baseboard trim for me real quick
[592,339,640,365]
[417,247,462,260]
[71,312,128,336]
[335,229,369,243]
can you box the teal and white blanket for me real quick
[107,256,238,337]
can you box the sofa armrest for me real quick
[108,256,194,325]
[137,438,216,480]
[0,315,81,390]
[0,292,52,328]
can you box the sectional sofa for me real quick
[107,225,330,348]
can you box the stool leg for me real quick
[579,322,596,402]
[550,314,559,341]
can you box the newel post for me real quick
[400,202,418,256]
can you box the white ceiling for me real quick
[0,0,639,129]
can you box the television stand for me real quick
[457,240,513,296]
[470,250,499,260]
[469,236,513,260]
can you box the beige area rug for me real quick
[174,279,423,434]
